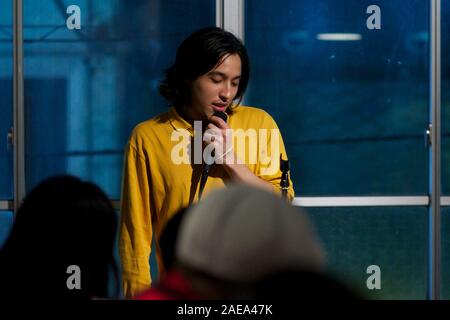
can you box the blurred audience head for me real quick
[174,185,326,298]
[0,175,118,300]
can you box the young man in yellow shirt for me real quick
[119,27,294,298]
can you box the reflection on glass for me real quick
[0,0,13,199]
[307,206,427,299]
[23,0,215,198]
[245,0,429,195]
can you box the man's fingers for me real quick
[209,115,228,129]
[206,125,223,136]
[203,131,213,143]
[207,123,219,130]
[203,131,223,144]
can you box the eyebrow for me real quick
[208,71,241,80]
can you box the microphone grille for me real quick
[213,111,228,123]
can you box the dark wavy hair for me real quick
[0,175,119,300]
[159,27,250,111]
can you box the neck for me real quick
[178,106,209,130]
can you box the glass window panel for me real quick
[442,0,450,194]
[23,0,215,198]
[442,207,450,299]
[0,211,13,249]
[0,0,13,199]
[306,206,427,299]
[245,0,429,196]
[442,0,450,299]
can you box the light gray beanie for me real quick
[175,185,325,283]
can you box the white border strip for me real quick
[292,196,429,207]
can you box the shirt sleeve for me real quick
[119,137,153,298]
[256,113,295,202]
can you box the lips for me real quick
[211,103,228,112]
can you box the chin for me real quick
[202,110,213,119]
[203,109,215,118]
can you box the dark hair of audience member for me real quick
[159,207,188,271]
[0,175,118,300]
[253,269,362,300]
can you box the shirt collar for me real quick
[168,105,238,134]
[169,107,194,134]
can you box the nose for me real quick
[219,82,233,102]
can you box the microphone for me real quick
[198,110,228,200]
[280,154,290,200]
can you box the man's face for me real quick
[187,53,242,120]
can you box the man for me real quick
[120,27,294,298]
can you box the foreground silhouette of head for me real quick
[172,185,326,298]
[0,175,118,300]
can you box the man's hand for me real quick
[203,114,273,193]
[203,114,238,165]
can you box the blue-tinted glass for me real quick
[442,0,450,194]
[306,206,427,299]
[23,0,215,198]
[0,0,13,200]
[245,0,429,195]
[442,0,450,301]
[442,208,450,299]
[0,211,13,249]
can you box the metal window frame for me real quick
[0,201,14,211]
[109,196,450,212]
[292,196,429,207]
[216,0,224,28]
[429,0,441,301]
[13,0,25,215]
[440,197,450,206]
[225,0,442,300]
[218,0,244,41]
[4,0,443,300]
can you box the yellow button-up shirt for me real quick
[119,105,295,298]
